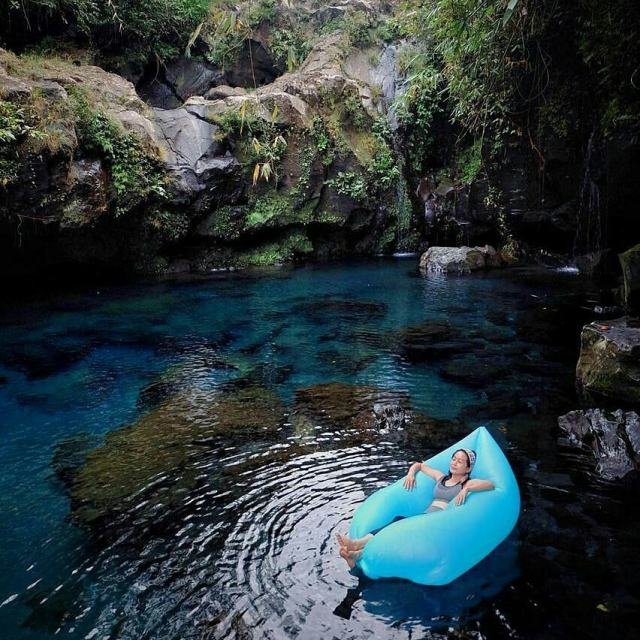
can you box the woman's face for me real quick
[450,451,470,474]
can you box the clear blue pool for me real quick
[0,260,637,639]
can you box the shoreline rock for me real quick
[419,245,502,275]
[558,408,640,479]
[576,316,640,405]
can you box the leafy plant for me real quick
[342,94,368,129]
[327,171,368,201]
[70,89,167,216]
[0,99,44,186]
[269,28,311,71]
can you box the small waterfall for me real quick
[572,128,604,259]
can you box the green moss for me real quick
[375,225,397,253]
[240,230,313,266]
[245,191,292,230]
[146,209,190,242]
[343,9,377,48]
[207,205,243,241]
[315,209,343,225]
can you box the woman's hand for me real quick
[455,488,469,505]
[403,472,417,491]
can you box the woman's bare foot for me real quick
[339,547,363,569]
[339,547,356,569]
[336,532,373,552]
[336,532,350,549]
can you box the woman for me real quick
[337,448,495,568]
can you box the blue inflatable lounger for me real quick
[349,426,520,585]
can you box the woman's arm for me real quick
[454,478,495,505]
[403,462,444,490]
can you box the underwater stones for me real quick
[403,414,468,450]
[71,386,284,526]
[293,382,410,434]
[440,355,509,388]
[558,408,640,479]
[396,321,458,362]
[316,349,376,374]
[372,401,407,432]
[619,244,640,311]
[52,433,102,491]
[1,341,87,380]
[419,245,502,275]
[245,362,294,386]
[459,392,531,421]
[576,317,640,405]
[137,352,242,411]
[295,298,387,323]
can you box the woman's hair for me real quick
[439,448,475,485]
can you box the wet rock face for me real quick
[619,243,640,311]
[558,408,640,479]
[419,245,502,275]
[61,159,108,228]
[576,317,640,405]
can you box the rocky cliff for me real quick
[0,1,416,281]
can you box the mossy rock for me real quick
[576,318,640,405]
[237,229,314,266]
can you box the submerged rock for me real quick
[71,386,284,527]
[558,408,640,479]
[294,298,388,323]
[576,317,640,405]
[419,245,502,275]
[316,349,376,374]
[440,355,510,388]
[396,321,456,362]
[292,382,412,440]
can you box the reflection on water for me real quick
[0,261,638,640]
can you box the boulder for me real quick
[419,245,502,275]
[576,316,640,405]
[619,243,640,311]
[558,408,640,479]
[152,100,242,204]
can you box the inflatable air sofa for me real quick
[349,426,520,585]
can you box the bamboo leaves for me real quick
[502,0,520,27]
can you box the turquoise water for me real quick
[0,260,637,639]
